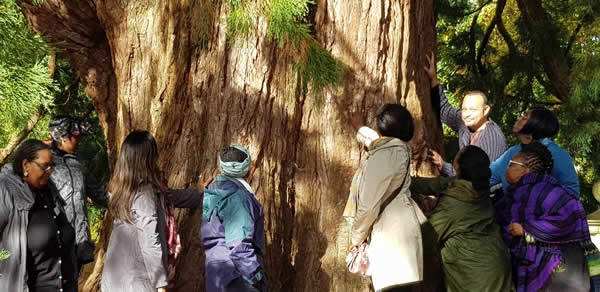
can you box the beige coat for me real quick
[351,138,427,290]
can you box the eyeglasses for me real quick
[32,161,53,172]
[508,160,527,168]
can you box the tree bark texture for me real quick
[22,0,443,291]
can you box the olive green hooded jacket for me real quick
[411,177,514,292]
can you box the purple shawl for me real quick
[505,173,594,292]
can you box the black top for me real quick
[26,188,76,292]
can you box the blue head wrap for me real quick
[219,145,251,178]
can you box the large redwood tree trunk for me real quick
[22,0,442,291]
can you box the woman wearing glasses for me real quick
[501,142,595,292]
[489,107,579,196]
[0,140,78,292]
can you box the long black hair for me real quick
[456,145,491,193]
[12,139,51,178]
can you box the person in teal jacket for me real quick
[201,145,266,292]
[489,107,579,196]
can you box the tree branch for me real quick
[515,0,572,101]
[565,23,583,58]
[460,0,493,17]
[469,8,482,77]
[477,0,511,76]
[495,0,516,57]
[0,107,45,165]
[22,0,119,158]
[477,18,496,75]
[0,48,58,165]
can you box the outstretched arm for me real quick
[424,52,463,131]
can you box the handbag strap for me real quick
[378,157,411,217]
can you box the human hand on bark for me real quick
[508,222,524,236]
[423,52,439,87]
[427,149,443,171]
[197,173,214,191]
[349,106,367,132]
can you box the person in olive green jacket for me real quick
[410,145,514,292]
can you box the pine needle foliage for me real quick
[295,41,344,95]
[223,0,344,96]
[266,0,312,47]
[226,1,254,40]
[0,0,56,145]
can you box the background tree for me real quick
[435,0,600,211]
[17,0,443,291]
[0,0,109,276]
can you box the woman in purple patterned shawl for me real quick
[502,141,597,292]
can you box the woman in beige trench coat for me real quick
[347,104,427,292]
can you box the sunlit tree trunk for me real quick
[22,0,443,291]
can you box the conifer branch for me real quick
[460,0,492,18]
[469,8,481,77]
[565,23,583,58]
[477,0,508,75]
[0,107,45,165]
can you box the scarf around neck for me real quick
[507,173,598,292]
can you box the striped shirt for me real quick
[432,85,508,176]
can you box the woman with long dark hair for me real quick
[0,140,77,292]
[410,146,513,292]
[101,131,202,292]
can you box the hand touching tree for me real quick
[423,52,439,88]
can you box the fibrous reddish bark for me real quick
[22,0,443,291]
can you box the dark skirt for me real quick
[541,244,590,292]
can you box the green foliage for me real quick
[295,41,344,95]
[266,0,313,47]
[1,0,109,235]
[0,249,10,261]
[0,1,56,146]
[223,0,343,97]
[226,3,254,39]
[88,205,105,244]
[435,0,600,212]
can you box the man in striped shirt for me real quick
[424,53,507,176]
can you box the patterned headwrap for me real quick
[48,117,90,141]
[219,145,251,178]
